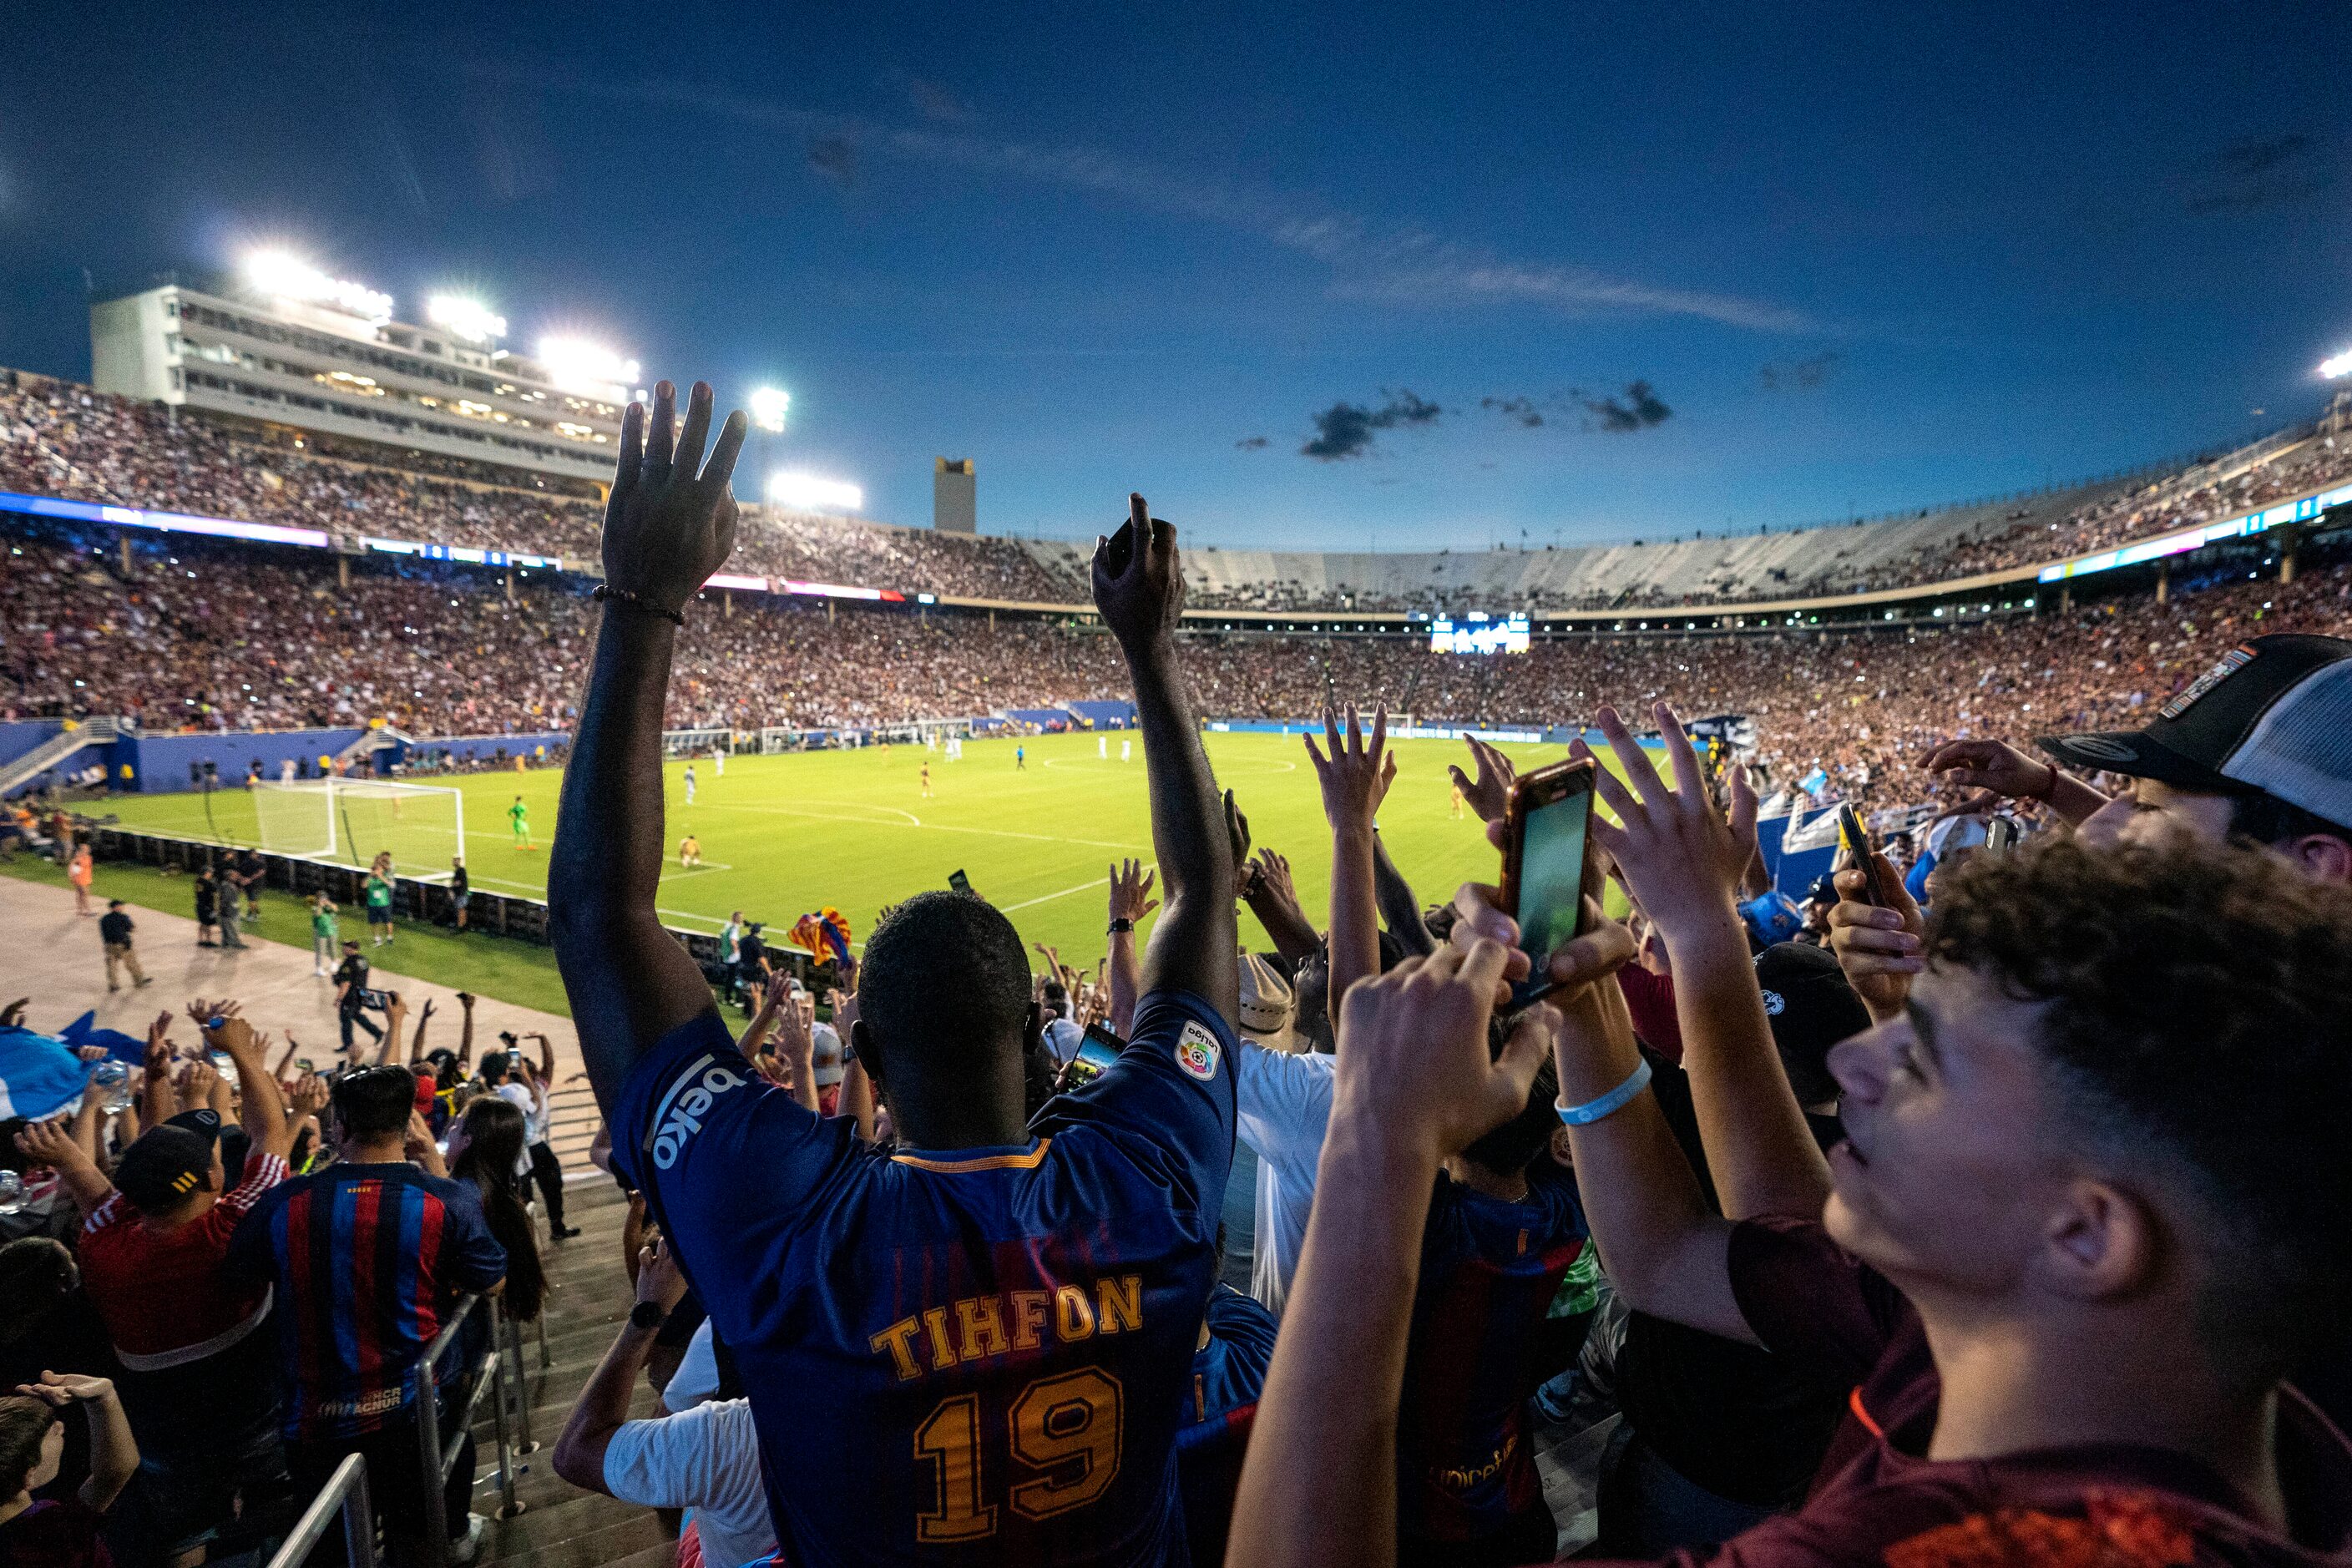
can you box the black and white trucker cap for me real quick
[2038,633,2352,832]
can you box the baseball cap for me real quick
[811,1023,847,1087]
[2040,633,2352,832]
[1753,943,1870,1108]
[113,1110,224,1213]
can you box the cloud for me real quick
[1758,352,1839,392]
[1302,390,1442,461]
[808,135,858,186]
[2185,130,2329,215]
[906,77,971,123]
[1581,382,1672,432]
[1235,435,1270,450]
[1481,395,1544,427]
[558,74,1818,336]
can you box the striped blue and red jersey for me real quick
[228,1161,507,1441]
[1175,1282,1278,1568]
[1397,1161,1587,1545]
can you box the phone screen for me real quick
[948,868,973,896]
[1515,787,1593,993]
[1062,1026,1124,1090]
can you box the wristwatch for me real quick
[1106,917,1135,935]
[630,1300,668,1333]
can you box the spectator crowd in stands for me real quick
[11,377,2352,1568]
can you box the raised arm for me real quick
[139,1013,176,1128]
[1447,884,1755,1343]
[372,994,407,1069]
[1242,847,1320,965]
[1105,858,1158,1036]
[1369,829,1434,958]
[205,1013,293,1162]
[457,991,477,1068]
[14,1120,113,1216]
[1583,704,1828,1221]
[1092,494,1236,1019]
[18,1375,138,1515]
[407,998,437,1065]
[1232,940,1552,1568]
[549,380,750,1112]
[554,1237,691,1490]
[533,1030,559,1084]
[1917,736,2109,827]
[1304,706,1393,1007]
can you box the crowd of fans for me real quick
[9,369,2350,618]
[12,382,2352,1568]
[8,513,2352,827]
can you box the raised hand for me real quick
[1225,790,1252,874]
[1826,855,1926,1024]
[1448,883,1639,1007]
[1332,941,1558,1162]
[291,1073,331,1117]
[17,1371,114,1407]
[601,380,750,617]
[1448,736,1517,826]
[14,1118,79,1169]
[1108,858,1160,925]
[1091,493,1184,655]
[1915,736,2058,817]
[1304,706,1396,832]
[635,1236,690,1314]
[1579,702,1757,938]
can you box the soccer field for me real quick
[99,730,1623,964]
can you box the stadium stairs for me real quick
[463,1175,680,1568]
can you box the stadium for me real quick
[13,18,2352,1568]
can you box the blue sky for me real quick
[1,2,2346,551]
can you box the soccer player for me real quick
[1015,742,1026,770]
[508,794,533,849]
[1122,738,1133,763]
[1099,734,1108,759]
[712,743,726,778]
[551,387,1236,1568]
[920,761,933,799]
[684,762,697,805]
[679,833,702,868]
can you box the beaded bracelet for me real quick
[592,584,685,626]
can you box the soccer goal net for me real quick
[253,781,466,882]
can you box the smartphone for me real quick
[1500,759,1598,1007]
[948,868,974,897]
[1985,817,2018,857]
[1836,804,1889,906]
[1061,1023,1125,1090]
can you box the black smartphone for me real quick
[948,868,974,897]
[1985,817,2018,857]
[1836,804,1889,906]
[1500,758,1598,1007]
[1061,1023,1125,1090]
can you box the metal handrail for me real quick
[264,1452,375,1568]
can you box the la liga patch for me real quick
[1175,1020,1222,1082]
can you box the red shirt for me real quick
[0,1498,109,1568]
[1617,966,1684,1062]
[79,1153,286,1367]
[1571,1216,2352,1568]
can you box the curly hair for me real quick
[1928,835,2352,1380]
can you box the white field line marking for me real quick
[996,877,1112,913]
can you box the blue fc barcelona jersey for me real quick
[1399,1162,1587,1545]
[1176,1283,1278,1568]
[613,989,1237,1568]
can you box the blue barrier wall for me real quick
[397,732,569,770]
[0,720,63,771]
[118,729,367,792]
[1066,701,1137,730]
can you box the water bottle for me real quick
[0,1170,23,1216]
[92,1058,135,1113]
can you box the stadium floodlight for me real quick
[535,335,642,400]
[766,472,863,513]
[427,294,507,345]
[750,386,792,433]
[242,249,394,325]
[2323,348,2352,380]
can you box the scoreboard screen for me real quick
[1429,612,1530,655]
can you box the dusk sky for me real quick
[2,2,2346,552]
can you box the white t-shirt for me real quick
[1234,1041,1336,1318]
[663,1319,721,1413]
[602,1399,774,1568]
[494,1082,539,1176]
[1041,1018,1085,1067]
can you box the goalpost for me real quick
[253,781,466,882]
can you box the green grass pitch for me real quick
[96,730,1641,969]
